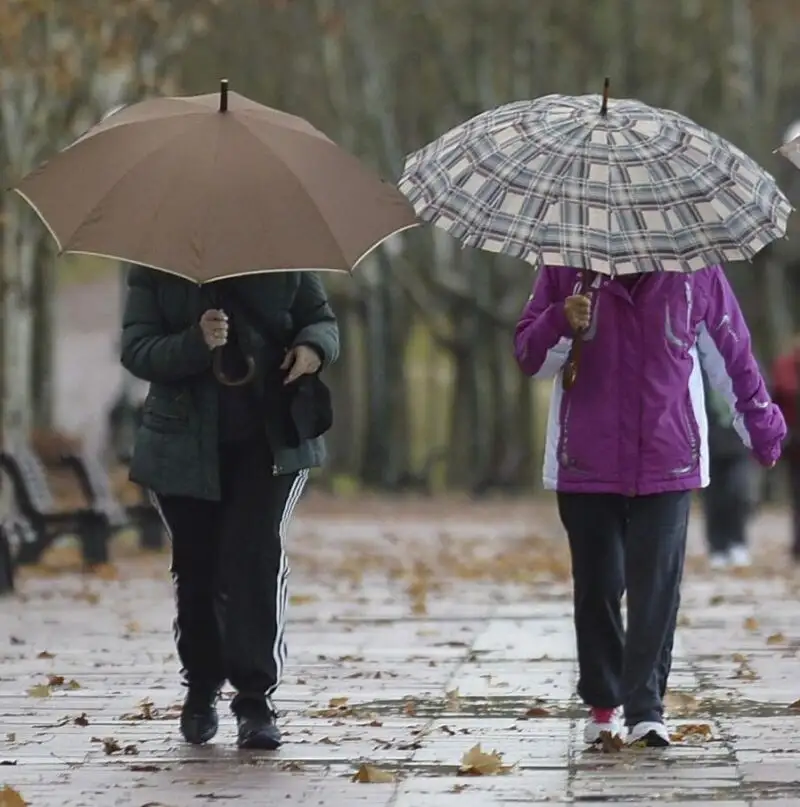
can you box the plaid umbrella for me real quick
[399,83,791,275]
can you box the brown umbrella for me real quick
[13,80,418,282]
[13,80,418,385]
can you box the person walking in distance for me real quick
[770,336,800,563]
[702,369,755,569]
[514,266,784,747]
[121,267,338,749]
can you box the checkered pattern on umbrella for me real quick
[399,94,792,274]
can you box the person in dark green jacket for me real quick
[121,265,338,750]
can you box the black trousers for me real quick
[789,461,800,560]
[557,491,690,726]
[153,438,307,712]
[701,457,750,553]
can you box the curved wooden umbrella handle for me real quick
[562,336,583,391]
[562,270,591,391]
[213,350,256,387]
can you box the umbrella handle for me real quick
[213,349,256,387]
[562,270,591,391]
[562,336,583,391]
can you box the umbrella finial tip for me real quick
[600,77,610,116]
[219,78,229,113]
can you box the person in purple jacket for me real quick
[514,266,785,748]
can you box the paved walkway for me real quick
[1,497,799,806]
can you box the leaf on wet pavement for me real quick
[766,632,786,645]
[47,675,64,687]
[122,698,159,720]
[94,736,122,755]
[328,697,349,708]
[26,684,51,698]
[458,744,512,776]
[351,763,396,783]
[74,713,90,727]
[733,659,759,680]
[708,594,725,605]
[0,785,28,807]
[670,723,713,743]
[596,731,625,753]
[36,651,55,659]
[663,691,699,715]
[445,688,461,710]
[89,563,119,581]
[523,703,550,718]
[289,594,318,606]
[743,616,759,631]
[403,698,417,716]
[73,588,100,605]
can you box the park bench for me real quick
[0,443,110,566]
[60,450,165,552]
[0,516,39,595]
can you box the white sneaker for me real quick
[626,720,671,747]
[729,545,752,569]
[583,707,622,745]
[709,552,730,570]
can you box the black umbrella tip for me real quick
[600,77,610,116]
[220,79,229,112]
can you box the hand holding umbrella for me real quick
[199,308,256,387]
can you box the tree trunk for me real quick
[31,237,56,430]
[1,196,36,445]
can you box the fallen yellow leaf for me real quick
[743,616,759,631]
[289,594,318,606]
[524,705,550,718]
[0,785,27,807]
[328,696,348,708]
[27,684,51,698]
[458,744,512,776]
[663,690,699,715]
[766,632,786,645]
[671,723,713,743]
[351,764,395,783]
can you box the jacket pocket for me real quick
[142,391,190,434]
[668,394,700,475]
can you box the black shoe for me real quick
[180,685,219,745]
[235,699,282,750]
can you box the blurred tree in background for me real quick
[3,0,800,493]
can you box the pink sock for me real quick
[591,707,615,723]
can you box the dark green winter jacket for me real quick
[120,266,339,500]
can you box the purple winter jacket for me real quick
[514,265,785,496]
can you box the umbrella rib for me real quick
[231,120,352,268]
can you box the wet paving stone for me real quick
[2,506,800,804]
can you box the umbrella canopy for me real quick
[13,81,418,283]
[399,82,791,275]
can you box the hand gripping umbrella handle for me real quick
[562,271,591,392]
[212,349,256,387]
